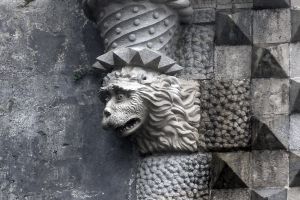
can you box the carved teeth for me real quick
[116,118,141,133]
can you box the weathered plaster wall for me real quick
[1,0,300,200]
[0,0,137,199]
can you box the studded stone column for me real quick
[83,0,193,57]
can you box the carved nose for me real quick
[103,109,111,117]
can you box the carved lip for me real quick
[116,118,142,136]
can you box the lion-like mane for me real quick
[136,76,201,153]
[103,67,201,154]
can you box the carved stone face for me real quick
[99,66,201,153]
[100,83,147,137]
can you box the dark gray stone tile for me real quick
[215,10,252,45]
[290,78,300,114]
[251,115,289,150]
[211,152,251,189]
[291,10,300,43]
[252,44,289,78]
[289,151,300,187]
[253,0,290,9]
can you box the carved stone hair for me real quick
[102,66,201,153]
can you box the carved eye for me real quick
[116,94,125,101]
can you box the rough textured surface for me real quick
[253,9,291,44]
[290,78,300,114]
[290,114,300,150]
[290,43,300,78]
[136,153,211,200]
[291,10,300,43]
[211,189,251,200]
[289,151,300,187]
[215,10,252,45]
[211,152,251,189]
[214,46,252,80]
[191,0,216,8]
[251,79,289,116]
[233,0,253,9]
[288,187,300,200]
[252,44,289,78]
[251,151,289,188]
[200,79,251,150]
[176,25,214,80]
[1,0,300,199]
[251,188,287,200]
[251,115,289,150]
[193,8,215,24]
[0,1,137,199]
[291,0,300,8]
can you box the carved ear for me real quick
[92,47,183,75]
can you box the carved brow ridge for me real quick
[99,84,134,96]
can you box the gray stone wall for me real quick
[0,1,137,199]
[1,0,300,200]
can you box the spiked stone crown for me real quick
[93,47,183,75]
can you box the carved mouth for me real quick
[116,118,142,136]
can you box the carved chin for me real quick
[115,118,143,136]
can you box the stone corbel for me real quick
[82,1,210,199]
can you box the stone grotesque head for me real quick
[82,0,199,153]
[94,48,201,154]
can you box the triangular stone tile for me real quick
[215,11,252,45]
[164,64,183,75]
[252,45,289,78]
[138,48,161,68]
[158,56,176,72]
[253,0,290,9]
[211,152,250,189]
[130,52,144,67]
[290,78,300,114]
[251,188,287,200]
[289,152,300,187]
[112,47,135,66]
[291,10,300,43]
[251,116,288,150]
[92,62,106,71]
[96,51,114,67]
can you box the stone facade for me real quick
[1,0,300,200]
